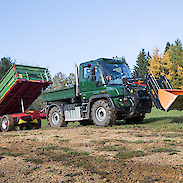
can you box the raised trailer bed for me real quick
[0,63,52,132]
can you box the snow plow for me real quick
[0,63,52,132]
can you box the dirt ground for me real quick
[0,125,182,182]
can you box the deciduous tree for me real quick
[147,48,162,77]
[147,39,183,89]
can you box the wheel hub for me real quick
[52,112,59,125]
[2,119,8,130]
[96,107,106,122]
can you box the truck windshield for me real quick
[99,61,131,85]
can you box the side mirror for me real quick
[90,66,95,75]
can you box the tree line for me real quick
[134,38,183,89]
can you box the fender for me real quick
[85,94,116,119]
[89,94,116,109]
[46,103,63,118]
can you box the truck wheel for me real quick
[49,107,65,127]
[1,115,14,132]
[91,99,116,126]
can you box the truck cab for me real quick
[78,58,152,124]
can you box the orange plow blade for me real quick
[158,89,183,111]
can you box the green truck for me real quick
[43,58,154,127]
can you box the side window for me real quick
[83,66,99,81]
[83,67,90,79]
[95,67,99,82]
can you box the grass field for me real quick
[41,107,183,132]
[1,107,183,182]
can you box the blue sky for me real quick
[0,0,183,77]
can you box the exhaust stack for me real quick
[75,64,79,97]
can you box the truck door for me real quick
[80,64,102,97]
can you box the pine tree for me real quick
[134,48,149,77]
[164,41,171,53]
[121,56,130,69]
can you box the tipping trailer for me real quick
[43,57,183,127]
[0,63,52,132]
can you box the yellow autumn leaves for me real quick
[147,46,183,89]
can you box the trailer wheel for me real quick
[91,99,116,126]
[49,107,65,127]
[1,115,14,132]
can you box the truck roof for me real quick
[79,58,126,67]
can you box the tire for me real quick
[49,107,65,127]
[125,115,145,124]
[91,99,116,126]
[1,115,14,132]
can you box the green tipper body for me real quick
[0,64,51,115]
[43,87,76,102]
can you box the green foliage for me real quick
[28,94,43,110]
[134,48,149,77]
[49,72,76,91]
[147,38,183,89]
[121,56,130,69]
[164,41,171,53]
[0,57,13,79]
[148,48,163,77]
[167,38,183,89]
[28,72,75,110]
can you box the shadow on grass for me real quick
[143,116,183,124]
[115,116,183,126]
